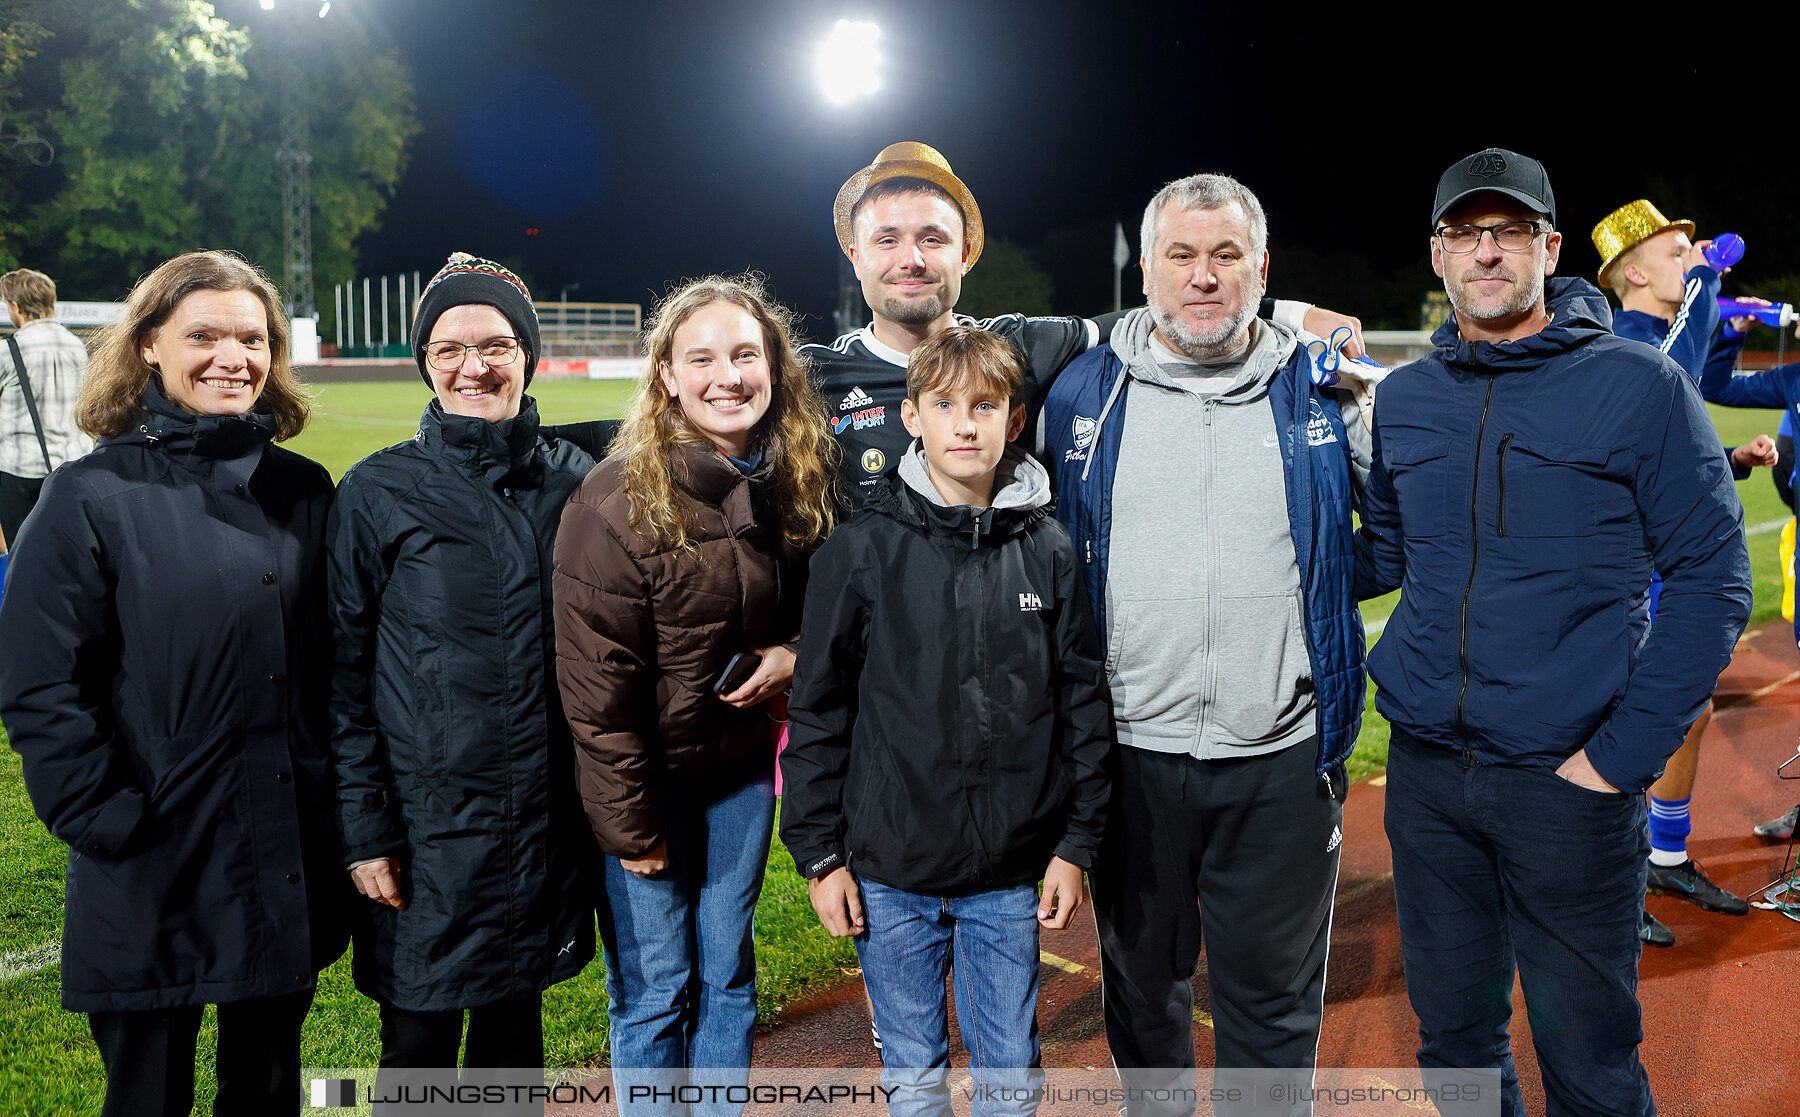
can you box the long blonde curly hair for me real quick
[614,275,839,553]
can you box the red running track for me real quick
[754,625,1800,1115]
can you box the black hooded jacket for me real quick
[326,397,596,1011]
[0,382,349,1012]
[780,448,1112,895]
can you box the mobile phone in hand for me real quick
[712,652,763,696]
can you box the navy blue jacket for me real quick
[1355,278,1751,793]
[1612,264,1745,390]
[1040,341,1364,777]
[1698,342,1800,417]
[1614,264,1749,476]
[0,384,348,1011]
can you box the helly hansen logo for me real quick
[1019,592,1044,611]
[1468,152,1506,178]
[839,386,875,411]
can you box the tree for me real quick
[0,0,417,318]
[957,237,1053,321]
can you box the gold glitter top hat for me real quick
[833,141,984,269]
[1591,200,1696,287]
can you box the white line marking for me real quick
[0,941,59,981]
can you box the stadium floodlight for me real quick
[817,19,881,105]
[318,2,331,16]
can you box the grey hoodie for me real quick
[897,440,1052,513]
[1099,308,1367,759]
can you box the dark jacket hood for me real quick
[113,379,279,463]
[417,395,543,476]
[870,443,1053,546]
[1431,276,1615,373]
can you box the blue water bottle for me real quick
[1703,233,1745,271]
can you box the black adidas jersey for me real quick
[802,313,1097,505]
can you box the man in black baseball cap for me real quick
[1354,149,1752,1116]
[1430,147,1556,229]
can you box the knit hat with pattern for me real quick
[410,252,540,386]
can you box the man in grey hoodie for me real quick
[1041,174,1373,1114]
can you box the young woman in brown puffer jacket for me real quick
[552,275,838,1091]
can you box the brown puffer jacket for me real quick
[553,441,807,858]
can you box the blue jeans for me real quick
[854,878,1043,1117]
[599,745,775,1117]
[1385,728,1653,1117]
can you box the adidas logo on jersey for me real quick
[1326,824,1342,854]
[839,387,875,411]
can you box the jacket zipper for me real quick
[965,544,995,878]
[1455,374,1498,743]
[1495,433,1514,538]
[1200,397,1218,750]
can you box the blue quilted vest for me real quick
[1041,340,1365,776]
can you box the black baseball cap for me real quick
[1431,149,1556,228]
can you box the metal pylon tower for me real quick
[276,60,315,318]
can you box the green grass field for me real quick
[0,381,1788,1114]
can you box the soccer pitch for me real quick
[284,377,638,481]
[0,382,1788,1114]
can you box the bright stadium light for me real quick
[817,19,881,105]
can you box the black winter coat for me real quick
[0,383,349,1012]
[326,398,597,1011]
[781,451,1112,895]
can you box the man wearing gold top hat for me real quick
[803,141,1362,507]
[1593,199,1766,400]
[1591,200,1772,945]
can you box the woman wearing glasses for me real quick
[326,253,596,1072]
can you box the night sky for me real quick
[221,0,1800,339]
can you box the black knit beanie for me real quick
[410,252,541,386]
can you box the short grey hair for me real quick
[1139,173,1268,262]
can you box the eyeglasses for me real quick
[423,336,522,371]
[1434,221,1547,254]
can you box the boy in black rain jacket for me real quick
[781,326,1110,1105]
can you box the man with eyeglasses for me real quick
[1354,149,1750,1117]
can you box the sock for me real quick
[1648,795,1692,866]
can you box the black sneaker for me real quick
[1640,909,1675,948]
[1646,859,1750,915]
[1753,804,1799,841]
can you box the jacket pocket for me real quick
[145,724,240,812]
[1209,590,1313,747]
[1381,437,1454,538]
[1499,439,1616,538]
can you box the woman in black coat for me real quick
[0,250,347,1117]
[326,254,596,1072]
